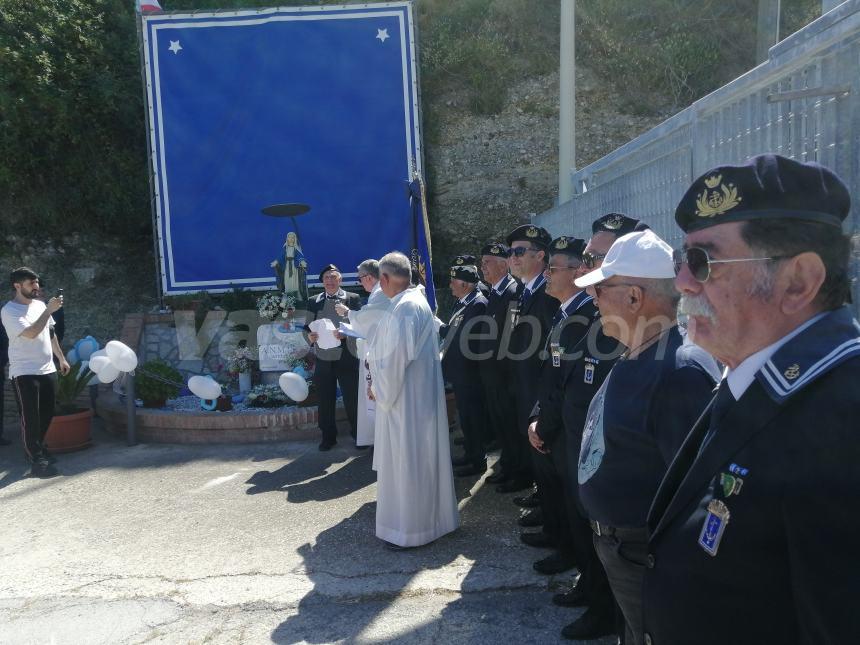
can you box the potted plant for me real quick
[45,361,96,453]
[137,359,182,408]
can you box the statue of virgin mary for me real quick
[270,231,308,300]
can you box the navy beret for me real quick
[480,242,510,258]
[453,254,478,266]
[449,265,479,283]
[506,224,552,248]
[675,154,850,233]
[591,213,641,236]
[548,236,586,259]
[318,264,339,281]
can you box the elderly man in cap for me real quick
[477,242,523,483]
[553,213,640,641]
[441,261,489,476]
[574,229,719,645]
[499,224,560,495]
[305,264,362,451]
[522,236,595,578]
[368,252,458,548]
[453,254,490,297]
[642,154,860,645]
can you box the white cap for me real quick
[575,229,675,288]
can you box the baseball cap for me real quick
[575,230,675,287]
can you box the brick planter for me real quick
[97,393,345,444]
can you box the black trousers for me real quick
[594,532,648,645]
[11,373,57,462]
[451,380,486,466]
[315,354,359,443]
[532,431,574,549]
[481,367,523,475]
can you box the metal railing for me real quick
[537,0,860,304]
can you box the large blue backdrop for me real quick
[141,3,429,297]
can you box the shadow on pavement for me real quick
[245,450,376,502]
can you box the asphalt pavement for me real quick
[0,420,616,644]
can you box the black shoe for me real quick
[451,455,471,467]
[356,444,370,450]
[26,459,59,479]
[454,462,487,477]
[495,478,532,494]
[485,470,508,484]
[513,491,540,508]
[561,608,615,640]
[533,551,577,575]
[519,531,554,548]
[0,437,11,446]
[40,449,58,464]
[318,440,337,451]
[552,586,589,608]
[517,508,544,528]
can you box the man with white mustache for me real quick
[643,154,860,645]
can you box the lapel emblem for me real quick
[584,362,595,384]
[699,499,731,556]
[720,472,744,497]
[784,363,801,380]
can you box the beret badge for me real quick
[696,174,742,218]
[491,245,501,255]
[526,226,539,238]
[450,268,457,277]
[604,215,623,230]
[556,237,569,249]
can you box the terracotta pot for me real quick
[45,409,93,453]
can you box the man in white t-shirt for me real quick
[1,267,69,478]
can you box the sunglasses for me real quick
[508,246,537,258]
[582,251,606,269]
[546,262,581,273]
[673,247,788,283]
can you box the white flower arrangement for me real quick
[257,292,297,321]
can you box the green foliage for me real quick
[0,0,147,235]
[136,358,182,405]
[55,360,96,414]
[219,285,258,313]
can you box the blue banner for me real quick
[141,3,424,294]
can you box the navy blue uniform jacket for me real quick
[643,307,860,645]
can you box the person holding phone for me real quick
[1,267,70,477]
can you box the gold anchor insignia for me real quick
[526,226,539,238]
[556,237,569,249]
[455,257,464,265]
[784,363,801,380]
[604,215,623,230]
[450,268,457,277]
[695,174,742,218]
[491,245,501,255]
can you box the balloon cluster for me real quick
[88,340,139,384]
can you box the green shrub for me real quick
[136,358,182,406]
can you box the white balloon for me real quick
[89,354,112,374]
[105,340,138,372]
[279,372,309,402]
[188,375,222,400]
[97,364,120,383]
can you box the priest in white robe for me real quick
[367,252,459,548]
[335,259,389,446]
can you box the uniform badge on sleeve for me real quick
[699,499,730,557]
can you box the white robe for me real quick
[349,283,390,446]
[368,287,459,547]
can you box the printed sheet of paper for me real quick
[309,318,340,349]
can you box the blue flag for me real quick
[408,173,436,311]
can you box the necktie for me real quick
[326,294,339,300]
[520,287,532,307]
[698,380,735,455]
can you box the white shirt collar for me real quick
[524,273,543,293]
[726,312,828,399]
[492,274,511,292]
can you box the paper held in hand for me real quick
[309,318,340,349]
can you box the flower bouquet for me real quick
[245,384,293,408]
[225,345,255,375]
[257,292,298,332]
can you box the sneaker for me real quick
[26,459,59,479]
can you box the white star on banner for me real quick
[168,40,183,55]
[376,28,389,43]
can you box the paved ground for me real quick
[0,420,615,645]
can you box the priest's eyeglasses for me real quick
[673,247,788,283]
